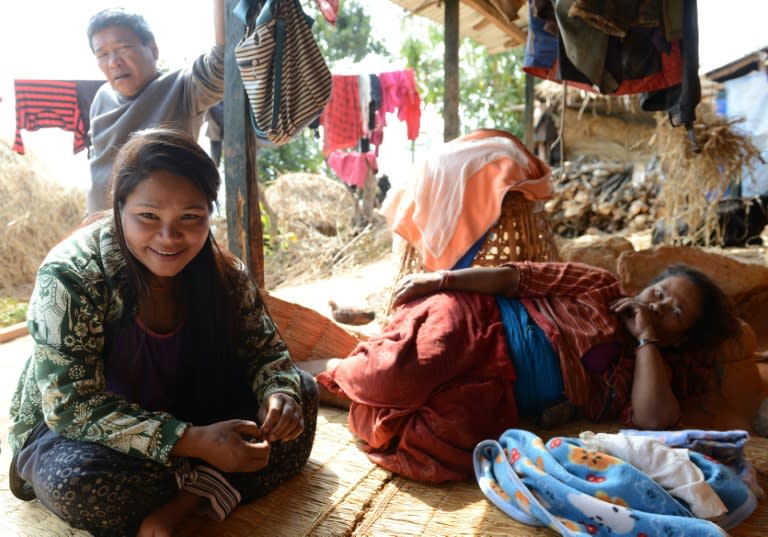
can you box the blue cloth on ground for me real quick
[620,428,763,499]
[473,429,756,536]
[495,296,563,417]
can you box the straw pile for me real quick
[263,172,358,238]
[262,173,392,289]
[655,111,764,246]
[0,139,84,298]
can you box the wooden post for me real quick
[223,0,265,286]
[360,165,378,226]
[444,0,460,142]
[523,73,535,151]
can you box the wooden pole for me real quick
[523,73,535,150]
[223,0,265,286]
[444,0,460,142]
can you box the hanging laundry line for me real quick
[13,79,105,155]
[319,67,422,158]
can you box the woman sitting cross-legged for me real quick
[8,128,318,537]
[301,261,740,483]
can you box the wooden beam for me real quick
[444,0,460,141]
[472,18,492,31]
[413,0,440,16]
[223,0,265,286]
[461,0,527,44]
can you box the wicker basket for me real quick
[389,191,560,310]
[396,191,559,273]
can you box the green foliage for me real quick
[257,129,326,183]
[260,201,296,255]
[402,22,444,105]
[402,18,527,137]
[459,45,526,137]
[0,298,27,328]
[312,0,389,67]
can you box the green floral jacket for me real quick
[8,216,300,464]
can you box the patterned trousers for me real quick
[10,369,319,537]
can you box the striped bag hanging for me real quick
[234,0,332,146]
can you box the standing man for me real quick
[205,101,224,167]
[86,0,225,214]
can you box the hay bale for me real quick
[0,139,84,297]
[263,173,357,237]
[260,173,393,290]
[655,112,763,247]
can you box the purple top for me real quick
[105,318,186,413]
[581,340,622,375]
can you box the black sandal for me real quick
[9,451,36,501]
[537,400,577,430]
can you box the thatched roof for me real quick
[388,0,529,53]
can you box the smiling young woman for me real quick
[8,128,318,537]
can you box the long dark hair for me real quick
[111,128,249,422]
[651,263,741,398]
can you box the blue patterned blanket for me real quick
[473,429,757,536]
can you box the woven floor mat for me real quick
[0,476,91,537]
[354,422,768,537]
[175,406,391,536]
[2,413,767,536]
[0,407,391,537]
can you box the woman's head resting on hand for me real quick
[637,263,740,352]
[111,128,221,288]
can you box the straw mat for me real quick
[355,420,768,537]
[2,413,768,535]
[0,407,393,537]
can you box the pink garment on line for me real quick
[314,0,338,25]
[377,69,421,141]
[327,150,378,188]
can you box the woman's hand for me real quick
[258,393,304,443]
[173,420,271,473]
[612,298,679,429]
[610,297,657,340]
[391,272,443,308]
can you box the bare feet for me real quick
[298,358,336,376]
[137,490,203,537]
[296,358,352,409]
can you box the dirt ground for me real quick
[268,249,399,338]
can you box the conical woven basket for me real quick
[389,191,561,311]
[260,290,361,361]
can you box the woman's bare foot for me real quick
[296,358,352,409]
[137,490,203,537]
[298,358,337,376]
